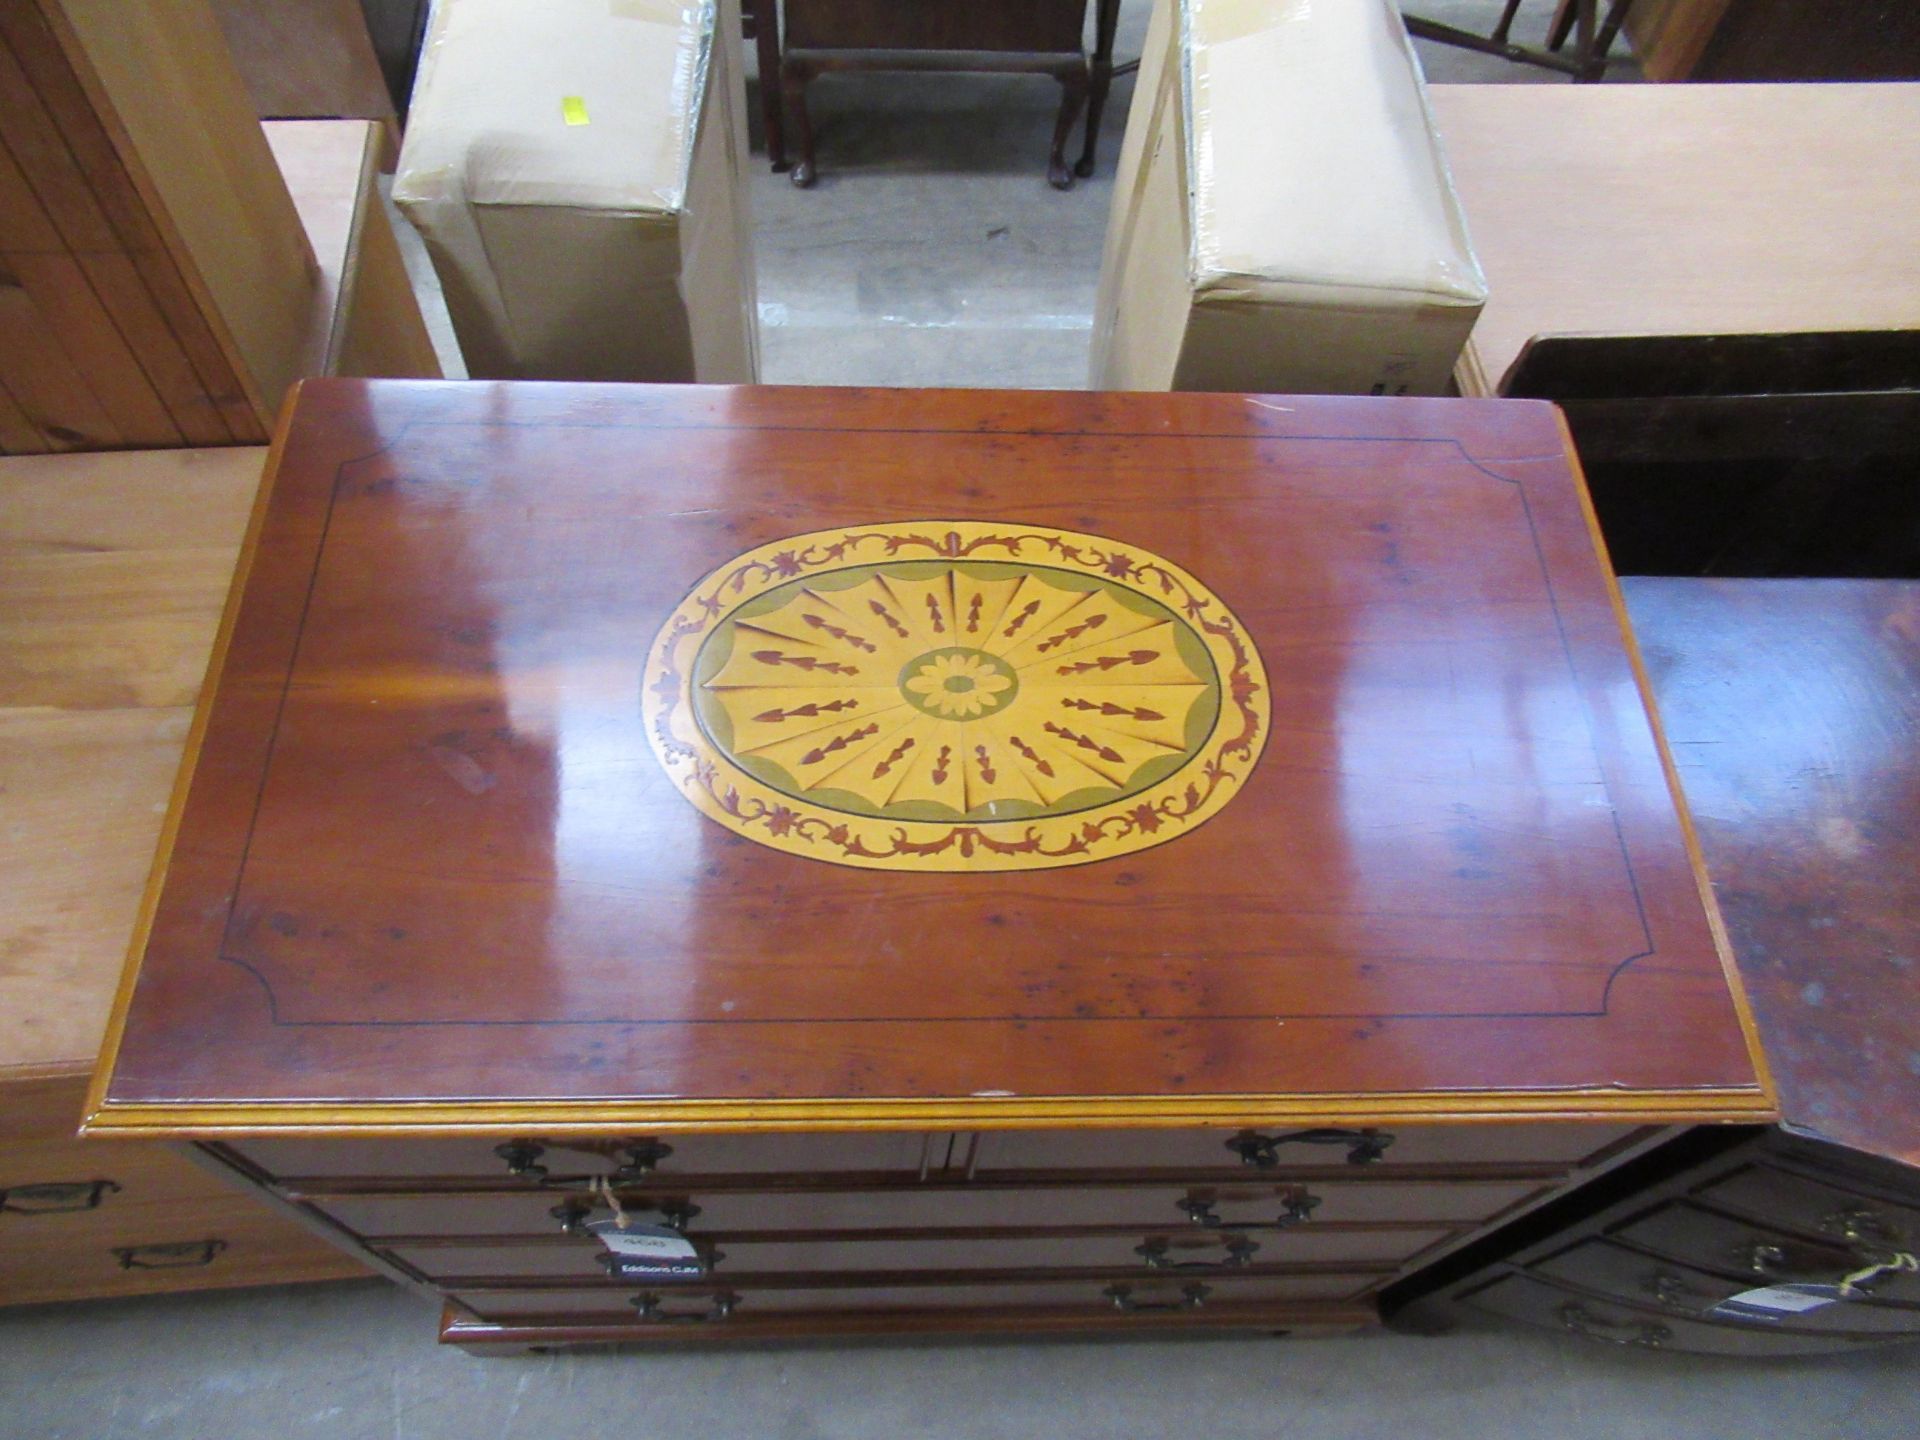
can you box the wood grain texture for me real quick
[1431,84,1920,398]
[0,446,263,1075]
[87,382,1766,1132]
[1626,578,1920,1167]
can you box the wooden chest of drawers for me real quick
[1384,578,1920,1356]
[201,1121,1655,1345]
[83,383,1769,1348]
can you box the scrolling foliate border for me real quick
[642,522,1270,872]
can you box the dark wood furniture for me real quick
[1385,578,1920,1354]
[84,382,1767,1349]
[770,0,1115,189]
[1404,0,1637,82]
[1626,0,1920,81]
[1500,330,1920,578]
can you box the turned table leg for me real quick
[1075,0,1122,178]
[1049,63,1090,190]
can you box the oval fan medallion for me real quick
[643,523,1268,872]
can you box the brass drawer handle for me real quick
[1105,1282,1210,1313]
[549,1198,700,1236]
[1557,1302,1670,1349]
[1,1180,121,1215]
[1136,1235,1259,1270]
[497,1139,674,1186]
[112,1239,227,1270]
[1178,1188,1319,1229]
[1226,1128,1394,1169]
[629,1290,736,1324]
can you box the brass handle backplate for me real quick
[1,1180,121,1215]
[629,1291,737,1325]
[112,1239,226,1270]
[1226,1128,1394,1168]
[1178,1188,1318,1230]
[1136,1235,1259,1270]
[1105,1282,1210,1313]
[498,1138,675,1186]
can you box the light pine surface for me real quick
[1431,83,1920,394]
[0,446,262,1077]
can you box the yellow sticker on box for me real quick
[562,96,590,127]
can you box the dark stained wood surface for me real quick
[90,383,1764,1128]
[1626,577,1920,1166]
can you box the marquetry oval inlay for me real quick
[643,523,1268,872]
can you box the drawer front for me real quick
[1461,1274,1898,1357]
[2,1140,366,1305]
[389,1223,1454,1283]
[314,1179,1542,1241]
[1612,1203,1920,1304]
[971,1124,1637,1175]
[1696,1167,1920,1252]
[452,1273,1371,1325]
[227,1133,928,1183]
[1534,1239,1920,1338]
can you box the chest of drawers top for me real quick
[86,381,1768,1139]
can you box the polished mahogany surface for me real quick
[1627,578,1920,1166]
[92,382,1762,1124]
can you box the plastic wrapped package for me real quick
[394,0,758,381]
[1091,0,1486,396]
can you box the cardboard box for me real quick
[1091,0,1487,397]
[393,0,758,382]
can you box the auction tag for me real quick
[1708,1284,1844,1322]
[585,1220,706,1278]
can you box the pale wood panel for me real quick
[44,0,319,424]
[1,1075,366,1304]
[0,447,261,1074]
[264,119,440,380]
[1430,84,1920,395]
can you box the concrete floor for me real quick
[11,4,1916,1436]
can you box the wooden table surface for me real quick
[1429,83,1920,396]
[85,382,1767,1136]
[1627,577,1920,1168]
[0,447,264,1078]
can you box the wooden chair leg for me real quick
[750,0,788,171]
[1049,65,1089,190]
[1075,0,1122,178]
[784,61,817,188]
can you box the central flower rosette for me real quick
[900,647,1020,719]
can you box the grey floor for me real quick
[12,4,1918,1436]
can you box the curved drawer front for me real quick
[1695,1168,1920,1255]
[1534,1238,1920,1338]
[1461,1274,1905,1356]
[1611,1203,1920,1305]
[312,1179,1542,1241]
[387,1223,1455,1283]
[450,1272,1373,1324]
